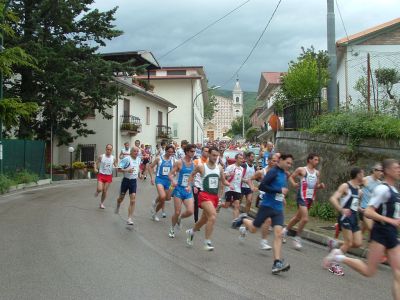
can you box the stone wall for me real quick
[275,131,400,201]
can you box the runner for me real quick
[360,163,383,235]
[222,153,246,221]
[232,154,293,274]
[185,147,230,251]
[283,153,325,249]
[176,140,188,160]
[141,145,151,180]
[115,147,142,225]
[148,145,175,221]
[193,146,209,222]
[241,151,257,214]
[119,141,130,160]
[324,167,364,276]
[323,159,400,299]
[94,144,117,209]
[260,142,274,169]
[168,144,196,238]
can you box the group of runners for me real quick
[92,140,400,299]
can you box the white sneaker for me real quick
[151,213,160,222]
[99,203,105,209]
[323,249,343,269]
[239,226,247,241]
[204,240,214,251]
[282,227,288,243]
[168,227,175,238]
[126,218,134,226]
[260,239,272,251]
[293,236,303,250]
[186,229,194,246]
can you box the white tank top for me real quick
[242,163,256,188]
[123,157,141,180]
[99,154,114,175]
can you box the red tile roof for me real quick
[262,72,285,84]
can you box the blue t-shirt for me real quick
[262,150,274,168]
[259,166,287,211]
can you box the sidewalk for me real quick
[243,204,370,259]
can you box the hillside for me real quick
[213,89,258,118]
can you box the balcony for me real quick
[156,125,171,140]
[120,115,142,136]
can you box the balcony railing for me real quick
[120,115,142,135]
[283,101,321,130]
[156,125,171,139]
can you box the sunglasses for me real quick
[374,169,383,172]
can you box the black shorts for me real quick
[241,187,252,196]
[253,205,284,228]
[297,197,313,210]
[338,212,360,233]
[371,224,399,250]
[225,191,241,202]
[120,178,137,195]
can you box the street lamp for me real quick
[191,85,220,143]
[68,146,74,180]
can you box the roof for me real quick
[256,72,285,100]
[101,51,160,70]
[112,76,177,108]
[336,17,400,46]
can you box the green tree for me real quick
[226,116,251,138]
[6,1,130,144]
[204,88,218,121]
[245,126,260,142]
[0,1,37,128]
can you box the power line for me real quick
[221,0,283,87]
[335,0,350,43]
[159,0,251,60]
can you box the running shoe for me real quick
[126,218,134,226]
[231,214,248,229]
[272,260,290,275]
[293,236,303,250]
[162,211,167,218]
[151,213,160,222]
[203,240,214,251]
[99,203,105,209]
[260,239,272,251]
[168,227,175,238]
[186,229,194,246]
[115,204,120,214]
[282,227,288,244]
[323,249,343,269]
[144,175,147,180]
[239,226,247,241]
[327,238,339,251]
[328,263,344,276]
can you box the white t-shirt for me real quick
[121,156,141,180]
[224,164,244,193]
[176,148,185,160]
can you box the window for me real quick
[123,99,130,116]
[158,111,163,126]
[172,123,178,138]
[80,144,96,163]
[146,107,150,125]
[167,70,186,76]
[236,97,239,103]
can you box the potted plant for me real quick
[72,161,87,179]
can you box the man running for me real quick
[360,163,383,235]
[193,146,209,222]
[186,147,230,251]
[324,167,364,276]
[94,144,117,209]
[241,151,257,214]
[115,147,142,225]
[119,141,130,160]
[168,144,196,238]
[233,154,293,274]
[222,153,246,220]
[283,153,325,250]
[324,159,400,299]
[260,142,274,169]
[176,140,188,160]
[148,145,175,221]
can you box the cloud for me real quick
[94,0,400,91]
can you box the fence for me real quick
[283,101,321,130]
[3,139,46,178]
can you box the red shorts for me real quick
[97,173,112,183]
[198,191,219,209]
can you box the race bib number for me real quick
[306,188,314,199]
[350,197,359,211]
[275,193,284,202]
[394,202,400,219]
[181,174,189,187]
[209,177,218,189]
[162,167,170,175]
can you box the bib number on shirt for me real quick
[275,193,284,202]
[209,177,218,189]
[162,167,170,176]
[350,197,359,211]
[181,174,189,187]
[394,202,400,219]
[306,188,314,199]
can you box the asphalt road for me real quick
[0,178,394,300]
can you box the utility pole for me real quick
[327,0,337,112]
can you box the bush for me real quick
[10,170,39,184]
[309,201,337,221]
[0,174,14,193]
[309,111,400,149]
[72,161,86,169]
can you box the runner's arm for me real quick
[288,167,302,188]
[93,155,102,173]
[168,160,181,187]
[329,183,348,213]
[219,166,231,187]
[147,157,159,181]
[187,164,202,187]
[259,168,280,193]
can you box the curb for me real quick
[8,179,52,193]
[244,206,369,259]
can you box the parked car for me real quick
[223,149,242,166]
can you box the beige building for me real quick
[204,80,243,140]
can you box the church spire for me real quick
[233,78,242,92]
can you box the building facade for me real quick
[204,80,243,140]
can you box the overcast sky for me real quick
[94,0,399,91]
